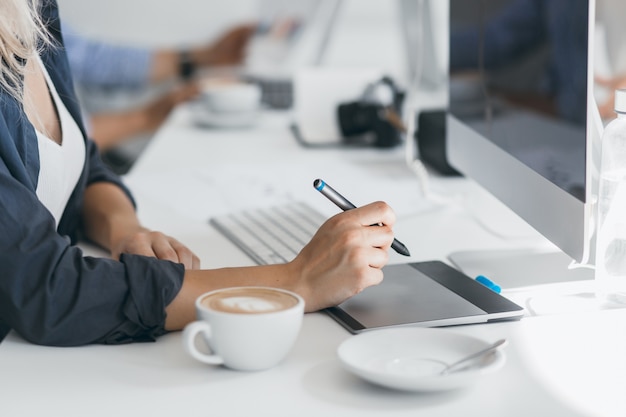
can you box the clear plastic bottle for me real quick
[596,89,626,304]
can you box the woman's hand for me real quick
[164,201,397,329]
[288,201,397,312]
[110,228,200,270]
[83,183,200,269]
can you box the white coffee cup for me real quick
[200,82,261,114]
[182,287,304,371]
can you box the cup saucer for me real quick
[190,102,259,129]
[337,327,505,392]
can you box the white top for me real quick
[35,56,86,228]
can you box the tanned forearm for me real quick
[164,263,301,330]
[89,110,146,151]
[82,182,142,251]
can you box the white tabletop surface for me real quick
[2,105,625,417]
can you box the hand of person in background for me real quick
[61,21,257,171]
[190,24,257,68]
[89,82,200,150]
[596,74,626,119]
[138,82,201,132]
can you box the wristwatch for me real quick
[178,50,196,80]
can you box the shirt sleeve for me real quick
[61,21,153,89]
[0,159,185,346]
[0,117,184,347]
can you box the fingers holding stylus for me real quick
[313,179,409,257]
[349,201,396,255]
[358,200,397,228]
[330,201,396,254]
[291,202,395,312]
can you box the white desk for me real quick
[1,106,625,417]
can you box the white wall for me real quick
[56,0,260,47]
[56,0,408,78]
[323,0,405,73]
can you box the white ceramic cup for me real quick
[182,287,304,371]
[199,82,261,113]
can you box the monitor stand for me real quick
[448,248,593,289]
[446,248,626,316]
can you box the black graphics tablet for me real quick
[325,261,524,333]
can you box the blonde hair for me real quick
[0,0,50,102]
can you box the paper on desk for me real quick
[123,161,436,223]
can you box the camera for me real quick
[337,76,405,148]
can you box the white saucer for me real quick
[337,327,505,392]
[190,102,259,129]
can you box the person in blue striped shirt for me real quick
[62,22,255,152]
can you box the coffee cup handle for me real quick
[182,321,225,366]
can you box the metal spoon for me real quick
[440,338,508,375]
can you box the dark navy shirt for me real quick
[0,0,184,346]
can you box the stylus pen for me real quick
[313,179,411,257]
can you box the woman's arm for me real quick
[82,182,200,269]
[82,183,396,331]
[164,201,395,329]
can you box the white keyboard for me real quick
[210,202,327,265]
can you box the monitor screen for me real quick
[445,0,597,263]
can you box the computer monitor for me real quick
[442,0,599,266]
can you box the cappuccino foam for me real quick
[201,288,299,314]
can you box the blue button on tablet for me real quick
[476,275,501,294]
